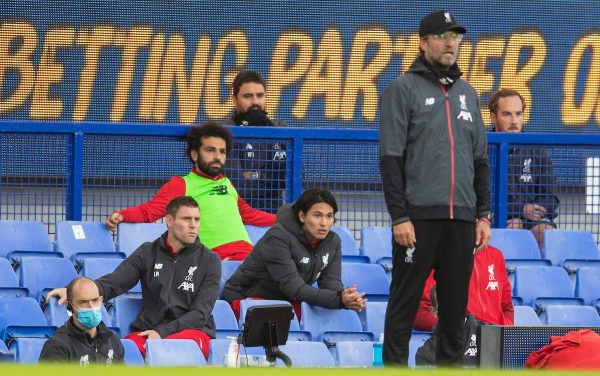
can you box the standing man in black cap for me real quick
[222,70,288,213]
[379,10,492,366]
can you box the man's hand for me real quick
[392,221,416,248]
[523,204,547,221]
[45,287,67,305]
[341,284,367,312]
[105,211,123,232]
[138,330,161,340]
[475,220,491,251]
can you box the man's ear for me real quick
[298,211,306,224]
[490,112,497,130]
[165,214,174,227]
[190,149,198,163]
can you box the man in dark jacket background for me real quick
[379,10,492,367]
[47,196,221,360]
[222,70,288,213]
[40,277,124,365]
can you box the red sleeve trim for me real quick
[237,196,276,226]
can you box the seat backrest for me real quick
[409,331,432,368]
[332,225,359,256]
[116,223,166,257]
[542,230,600,265]
[359,227,392,262]
[278,341,334,367]
[513,266,573,306]
[300,303,362,340]
[575,266,600,305]
[11,337,47,364]
[219,260,242,297]
[513,306,542,326]
[120,339,145,366]
[212,300,239,331]
[489,229,541,259]
[145,339,206,366]
[335,341,374,367]
[80,258,141,293]
[244,225,270,245]
[19,257,78,299]
[0,220,52,258]
[208,338,266,366]
[239,299,300,330]
[541,305,600,326]
[112,296,142,337]
[54,221,115,259]
[341,263,389,297]
[0,297,49,340]
[359,301,387,339]
[0,258,18,287]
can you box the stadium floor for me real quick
[0,365,593,374]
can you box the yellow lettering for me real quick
[139,32,164,121]
[30,27,75,120]
[457,41,473,80]
[204,29,248,120]
[293,27,343,120]
[467,36,506,125]
[498,31,546,125]
[111,26,152,122]
[0,21,37,114]
[398,33,420,74]
[562,33,600,126]
[340,27,393,122]
[73,25,115,121]
[266,30,313,116]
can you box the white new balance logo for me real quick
[300,257,310,264]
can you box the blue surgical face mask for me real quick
[75,306,102,330]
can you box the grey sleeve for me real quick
[95,249,144,301]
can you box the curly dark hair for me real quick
[232,70,266,97]
[185,121,233,163]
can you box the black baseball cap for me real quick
[419,10,467,37]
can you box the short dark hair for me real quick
[292,189,338,223]
[66,276,97,312]
[166,196,199,218]
[232,70,266,97]
[185,121,233,163]
[488,88,526,114]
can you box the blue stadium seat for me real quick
[512,296,523,306]
[277,341,335,367]
[513,266,584,310]
[333,341,374,367]
[239,300,311,341]
[358,301,387,339]
[43,297,114,333]
[539,305,600,326]
[116,222,167,257]
[145,339,206,366]
[80,258,141,293]
[212,300,240,339]
[120,338,144,366]
[54,221,125,266]
[219,260,241,297]
[332,225,369,263]
[208,338,267,366]
[0,297,55,342]
[341,263,389,301]
[360,227,393,272]
[409,331,432,368]
[0,339,15,362]
[244,225,269,245]
[111,295,142,337]
[513,306,542,326]
[9,337,46,364]
[575,266,600,305]
[542,230,600,269]
[0,258,28,298]
[300,302,373,344]
[18,257,78,301]
[0,220,57,261]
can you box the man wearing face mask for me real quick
[222,70,288,213]
[40,277,124,364]
[105,122,276,261]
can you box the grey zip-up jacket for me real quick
[221,204,344,308]
[379,57,491,224]
[95,233,221,338]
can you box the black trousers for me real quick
[383,219,475,367]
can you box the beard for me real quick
[196,159,223,177]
